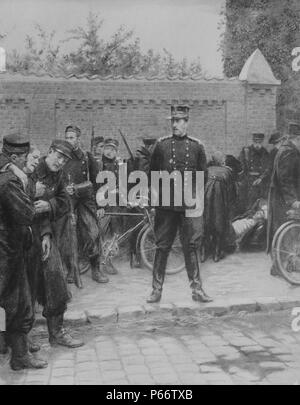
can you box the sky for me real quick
[0,0,225,76]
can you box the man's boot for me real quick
[91,258,109,283]
[103,258,118,275]
[47,314,84,348]
[0,331,8,355]
[10,333,48,371]
[5,333,40,353]
[147,251,168,303]
[185,250,213,303]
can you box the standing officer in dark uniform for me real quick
[147,105,212,304]
[0,133,47,370]
[238,133,270,212]
[63,125,108,283]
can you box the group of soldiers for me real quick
[1,101,300,371]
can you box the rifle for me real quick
[67,174,83,289]
[118,129,134,161]
[90,125,95,153]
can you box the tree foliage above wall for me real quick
[219,0,300,126]
[6,13,203,78]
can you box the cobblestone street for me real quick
[1,310,300,385]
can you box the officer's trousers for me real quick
[151,209,203,292]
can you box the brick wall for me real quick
[0,73,279,159]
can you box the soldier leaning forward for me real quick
[61,125,108,284]
[0,133,47,370]
[238,133,270,212]
[147,105,212,304]
[29,139,84,348]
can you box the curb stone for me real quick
[33,298,300,328]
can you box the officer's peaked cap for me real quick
[50,139,73,159]
[65,125,81,136]
[104,138,119,149]
[288,122,300,137]
[167,104,189,120]
[252,133,265,141]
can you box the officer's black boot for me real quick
[91,257,109,283]
[185,250,213,303]
[147,251,168,303]
[0,331,8,355]
[10,333,48,371]
[47,314,84,348]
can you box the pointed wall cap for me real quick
[239,49,280,85]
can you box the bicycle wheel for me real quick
[272,221,300,285]
[139,225,185,275]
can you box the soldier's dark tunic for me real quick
[61,148,100,264]
[30,158,71,317]
[204,165,237,247]
[238,145,270,211]
[149,134,207,291]
[0,170,35,335]
[267,140,300,253]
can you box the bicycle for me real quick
[271,209,300,285]
[79,206,185,275]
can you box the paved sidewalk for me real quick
[35,251,300,324]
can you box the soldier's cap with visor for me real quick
[2,132,30,155]
[287,122,300,137]
[167,104,190,120]
[104,138,119,149]
[268,131,282,145]
[65,125,81,137]
[92,136,104,146]
[50,139,73,160]
[252,133,265,141]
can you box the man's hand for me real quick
[34,200,51,214]
[66,184,75,196]
[292,201,300,210]
[97,208,105,219]
[35,181,46,198]
[9,164,28,189]
[41,234,51,262]
[253,178,262,186]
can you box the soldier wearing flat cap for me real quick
[0,133,49,370]
[91,135,105,165]
[146,104,212,304]
[238,133,270,212]
[62,125,108,283]
[267,122,300,274]
[27,139,84,349]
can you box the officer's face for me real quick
[171,118,188,137]
[26,149,41,173]
[253,139,263,149]
[46,149,68,172]
[11,152,28,169]
[103,145,117,160]
[65,131,80,149]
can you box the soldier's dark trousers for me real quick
[152,209,203,292]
